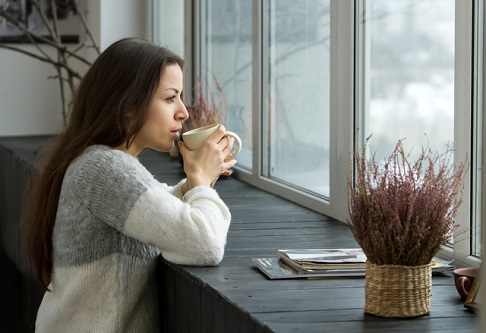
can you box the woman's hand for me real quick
[179,125,237,193]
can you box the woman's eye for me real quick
[167,96,176,102]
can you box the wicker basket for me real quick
[365,261,432,318]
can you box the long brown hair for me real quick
[21,38,184,291]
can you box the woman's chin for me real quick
[153,141,174,153]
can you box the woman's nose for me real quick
[177,102,189,120]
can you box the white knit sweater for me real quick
[35,145,231,332]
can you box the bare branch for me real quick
[0,0,98,126]
[0,43,84,79]
[0,43,51,63]
[30,0,58,41]
[74,1,100,55]
[0,6,52,61]
[0,6,91,66]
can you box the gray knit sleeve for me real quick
[65,146,230,265]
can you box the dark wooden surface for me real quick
[0,136,478,333]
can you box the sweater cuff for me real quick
[171,179,186,200]
[182,183,216,201]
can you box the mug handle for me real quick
[455,276,472,300]
[223,131,242,162]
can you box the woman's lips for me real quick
[170,129,181,139]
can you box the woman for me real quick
[22,38,237,332]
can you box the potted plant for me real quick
[347,135,468,318]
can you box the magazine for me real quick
[252,258,366,280]
[278,248,367,270]
[430,257,455,273]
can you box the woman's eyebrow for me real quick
[165,87,180,94]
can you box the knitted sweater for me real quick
[36,145,231,332]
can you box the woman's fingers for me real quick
[223,137,234,159]
[180,124,238,189]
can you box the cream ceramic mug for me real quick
[182,124,242,161]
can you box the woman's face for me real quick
[128,64,188,156]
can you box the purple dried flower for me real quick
[348,136,468,266]
[182,75,226,133]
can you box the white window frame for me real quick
[447,0,482,266]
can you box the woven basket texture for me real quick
[365,261,432,318]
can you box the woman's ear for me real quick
[126,109,135,119]
[124,110,137,128]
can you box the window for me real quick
[356,1,455,162]
[198,0,253,171]
[152,0,484,264]
[262,0,331,198]
[355,0,482,264]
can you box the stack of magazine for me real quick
[253,248,455,280]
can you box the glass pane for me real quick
[264,0,331,198]
[203,0,253,170]
[356,1,457,243]
[358,0,455,163]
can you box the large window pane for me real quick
[357,0,455,162]
[202,0,253,170]
[263,0,331,198]
[356,1,469,249]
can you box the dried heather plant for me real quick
[182,75,226,133]
[348,136,468,266]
